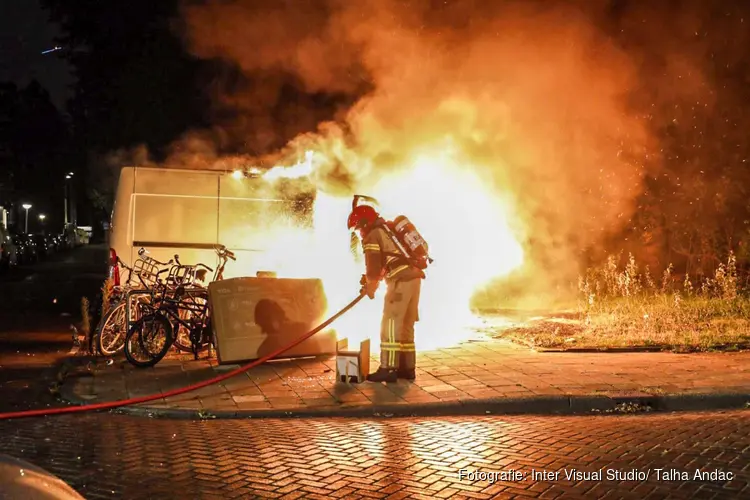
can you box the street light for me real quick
[64,173,74,225]
[22,203,32,233]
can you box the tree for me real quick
[0,80,70,229]
[41,0,213,155]
[40,0,356,221]
[601,1,750,275]
[38,0,214,227]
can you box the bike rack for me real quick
[124,288,153,333]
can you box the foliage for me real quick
[497,252,750,351]
[37,0,215,220]
[80,296,91,339]
[101,277,113,314]
[40,0,211,154]
[0,81,71,221]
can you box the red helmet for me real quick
[347,205,379,230]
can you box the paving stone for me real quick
[56,338,750,415]
[233,394,267,403]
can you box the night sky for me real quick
[0,0,72,109]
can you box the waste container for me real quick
[208,276,337,364]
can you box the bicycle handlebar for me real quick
[143,256,173,266]
[195,263,214,272]
[215,244,236,261]
[137,248,171,265]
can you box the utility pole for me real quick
[64,172,73,226]
[22,203,32,233]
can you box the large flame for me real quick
[245,146,523,352]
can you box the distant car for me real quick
[46,234,60,253]
[13,233,38,264]
[0,226,18,269]
[32,234,51,259]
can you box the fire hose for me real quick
[0,293,366,421]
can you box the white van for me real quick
[107,166,314,283]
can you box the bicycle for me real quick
[123,245,235,367]
[93,249,175,356]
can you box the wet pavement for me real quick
[1,411,749,499]
[0,243,107,333]
[0,244,107,413]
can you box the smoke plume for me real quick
[173,0,729,305]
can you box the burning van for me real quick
[107,165,314,276]
[106,165,337,364]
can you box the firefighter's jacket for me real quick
[361,219,424,283]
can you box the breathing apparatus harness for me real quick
[351,194,433,275]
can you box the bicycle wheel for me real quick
[95,295,149,356]
[95,301,127,356]
[124,314,173,368]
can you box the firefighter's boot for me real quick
[367,367,398,383]
[398,351,416,380]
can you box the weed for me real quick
[80,297,91,338]
[591,402,653,414]
[101,277,113,314]
[501,252,750,350]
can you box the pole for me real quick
[64,183,69,226]
[24,208,29,233]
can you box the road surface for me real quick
[0,411,748,499]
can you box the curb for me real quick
[58,387,750,420]
[534,344,750,353]
[535,346,667,353]
[497,337,750,354]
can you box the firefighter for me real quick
[347,204,425,383]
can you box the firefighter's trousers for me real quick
[379,277,421,370]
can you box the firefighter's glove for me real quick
[362,278,379,300]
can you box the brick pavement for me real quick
[1,411,749,499]
[60,337,750,416]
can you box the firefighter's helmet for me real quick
[347,204,379,230]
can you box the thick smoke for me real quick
[175,0,725,304]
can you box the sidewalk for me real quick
[60,338,750,418]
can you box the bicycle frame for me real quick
[135,286,210,356]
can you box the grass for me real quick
[494,252,750,351]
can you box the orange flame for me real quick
[240,144,524,352]
[262,151,314,181]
